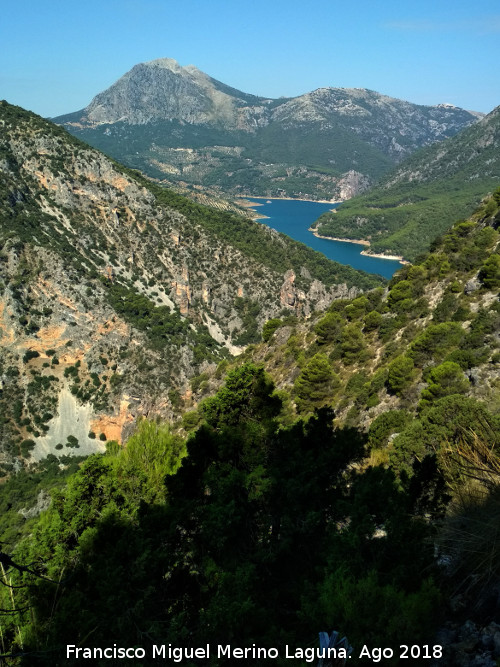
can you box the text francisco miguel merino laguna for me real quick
[66,643,349,662]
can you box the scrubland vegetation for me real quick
[1,189,499,665]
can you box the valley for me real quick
[315,105,500,261]
[1,46,500,667]
[0,100,383,473]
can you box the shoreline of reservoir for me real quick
[239,197,400,278]
[309,228,408,264]
[360,249,410,264]
[238,196,342,206]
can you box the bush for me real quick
[367,410,411,450]
[191,373,209,394]
[409,322,464,366]
[181,410,202,431]
[387,356,415,395]
[294,353,339,413]
[262,318,283,342]
[66,435,79,448]
[119,418,186,498]
[363,310,382,332]
[314,312,343,345]
[345,295,370,320]
[341,324,368,365]
[20,439,36,457]
[420,361,469,404]
[319,570,441,651]
[23,350,40,363]
[387,280,413,311]
[379,315,406,341]
[479,254,500,289]
[390,396,500,478]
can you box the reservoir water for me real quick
[245,198,400,280]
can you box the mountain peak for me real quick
[142,58,200,76]
[53,59,481,201]
[144,57,182,70]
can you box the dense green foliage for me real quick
[2,366,444,665]
[479,253,500,288]
[0,457,86,547]
[316,180,496,262]
[262,317,283,342]
[294,353,339,412]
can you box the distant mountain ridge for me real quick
[314,104,500,261]
[61,58,265,127]
[54,58,481,201]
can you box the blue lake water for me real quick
[245,198,399,280]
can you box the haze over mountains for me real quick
[55,58,481,201]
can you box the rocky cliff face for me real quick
[0,101,381,469]
[81,58,260,127]
[54,58,480,201]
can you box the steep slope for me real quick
[314,105,500,261]
[0,101,383,470]
[3,191,500,667]
[185,188,500,461]
[176,189,500,666]
[54,58,479,201]
[235,189,500,442]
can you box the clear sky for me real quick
[1,0,499,118]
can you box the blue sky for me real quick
[1,0,499,117]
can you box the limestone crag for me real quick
[280,270,360,315]
[336,170,372,200]
[1,101,380,469]
[280,270,300,309]
[172,266,191,315]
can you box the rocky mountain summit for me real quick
[0,101,381,470]
[54,58,480,201]
[74,58,265,127]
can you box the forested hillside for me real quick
[314,106,500,261]
[0,100,382,471]
[1,188,500,665]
